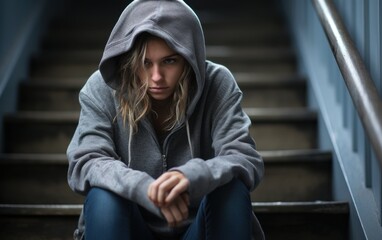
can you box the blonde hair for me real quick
[117,33,193,133]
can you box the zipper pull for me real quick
[162,154,167,172]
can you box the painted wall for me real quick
[279,0,382,239]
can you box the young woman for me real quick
[67,0,264,239]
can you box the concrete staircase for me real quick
[0,0,349,239]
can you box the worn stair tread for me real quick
[4,111,79,123]
[253,201,348,213]
[34,49,103,64]
[235,72,306,85]
[261,149,332,163]
[0,150,330,203]
[0,153,67,164]
[0,202,348,240]
[30,62,296,78]
[207,45,294,59]
[30,65,98,78]
[36,45,294,65]
[0,153,83,204]
[44,24,289,49]
[30,76,88,84]
[246,108,317,150]
[4,109,316,152]
[23,76,305,90]
[255,201,349,240]
[0,204,82,216]
[20,74,306,111]
[20,81,83,90]
[5,109,316,122]
[245,108,317,121]
[0,149,331,164]
[252,149,332,202]
[28,73,306,86]
[0,201,348,216]
[195,2,281,19]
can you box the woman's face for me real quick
[139,37,186,102]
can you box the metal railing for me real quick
[312,0,382,168]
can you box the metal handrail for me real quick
[312,0,382,167]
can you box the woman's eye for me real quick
[143,60,151,67]
[164,58,176,64]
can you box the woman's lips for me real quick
[149,87,169,94]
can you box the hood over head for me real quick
[99,0,206,116]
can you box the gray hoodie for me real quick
[67,0,264,238]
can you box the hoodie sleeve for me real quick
[172,65,264,204]
[66,72,162,218]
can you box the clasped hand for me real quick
[148,171,190,227]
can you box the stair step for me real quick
[238,74,306,108]
[0,150,331,204]
[195,1,281,21]
[41,2,123,51]
[251,149,332,201]
[34,49,103,64]
[4,109,316,153]
[43,21,288,50]
[30,62,98,78]
[18,74,306,111]
[0,204,81,240]
[254,201,349,240]
[29,61,296,79]
[31,45,295,80]
[0,201,348,240]
[42,29,109,50]
[0,154,83,204]
[200,9,288,46]
[4,112,79,154]
[208,45,294,61]
[19,82,81,111]
[0,150,330,204]
[205,27,289,46]
[37,45,293,65]
[246,108,317,150]
[207,46,296,73]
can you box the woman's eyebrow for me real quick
[161,53,180,59]
[144,53,180,61]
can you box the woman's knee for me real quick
[84,188,140,239]
[86,188,125,211]
[84,187,134,224]
[211,178,250,202]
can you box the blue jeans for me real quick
[84,179,254,240]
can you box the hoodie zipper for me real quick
[161,122,185,173]
[162,154,167,172]
[142,118,186,173]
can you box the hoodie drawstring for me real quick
[128,124,133,168]
[186,120,194,158]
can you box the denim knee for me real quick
[84,188,156,240]
[188,179,253,240]
[209,178,251,204]
[84,188,126,227]
[85,187,130,220]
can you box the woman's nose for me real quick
[151,65,162,82]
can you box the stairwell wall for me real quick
[279,0,382,239]
[0,0,66,152]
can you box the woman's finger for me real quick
[148,173,172,204]
[156,175,179,205]
[161,207,176,227]
[165,177,189,204]
[162,197,188,227]
[176,195,189,219]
